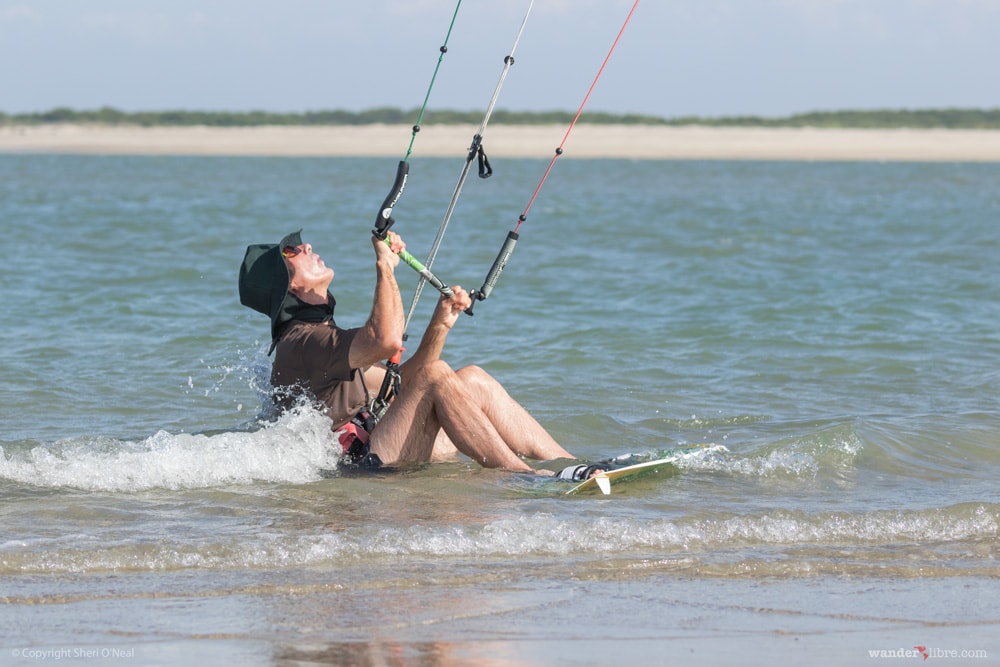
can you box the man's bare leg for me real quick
[369,360,537,472]
[454,365,573,461]
[430,431,459,461]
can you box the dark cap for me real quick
[238,230,303,347]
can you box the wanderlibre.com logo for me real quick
[867,645,989,660]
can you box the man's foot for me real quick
[556,464,606,482]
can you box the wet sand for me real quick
[3,123,1000,161]
[5,569,994,666]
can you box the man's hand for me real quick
[373,231,404,269]
[399,284,469,376]
[435,285,473,330]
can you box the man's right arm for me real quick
[348,233,405,369]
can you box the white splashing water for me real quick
[0,406,342,492]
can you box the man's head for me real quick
[281,239,334,303]
[239,230,334,347]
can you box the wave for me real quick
[0,407,342,493]
[613,412,1000,484]
[2,503,995,576]
[5,407,997,494]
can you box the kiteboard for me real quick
[564,444,726,496]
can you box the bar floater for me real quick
[466,230,519,315]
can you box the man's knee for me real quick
[456,364,504,396]
[455,364,490,385]
[423,361,504,405]
[422,359,455,383]
[413,360,466,398]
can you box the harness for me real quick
[338,356,401,468]
[371,352,402,421]
[338,407,379,465]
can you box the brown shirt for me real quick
[271,320,370,430]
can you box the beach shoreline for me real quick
[4,569,994,667]
[3,123,1000,161]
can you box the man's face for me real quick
[283,243,334,292]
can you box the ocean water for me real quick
[1,154,998,665]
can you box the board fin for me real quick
[595,473,611,495]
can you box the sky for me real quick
[2,0,998,118]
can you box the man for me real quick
[239,229,594,477]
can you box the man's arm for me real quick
[348,233,406,369]
[399,286,472,378]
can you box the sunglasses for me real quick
[281,245,303,258]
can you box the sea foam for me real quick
[0,406,341,492]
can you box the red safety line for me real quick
[515,0,641,233]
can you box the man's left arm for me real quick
[399,286,472,377]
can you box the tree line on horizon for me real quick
[2,106,1000,129]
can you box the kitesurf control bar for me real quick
[465,230,518,315]
[394,243,455,298]
[370,1,465,306]
[372,175,455,299]
[373,160,409,239]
